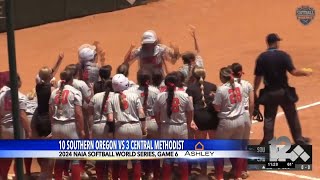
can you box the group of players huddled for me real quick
[0,28,254,180]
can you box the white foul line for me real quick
[252,101,320,124]
[265,171,320,180]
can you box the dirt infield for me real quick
[1,0,320,179]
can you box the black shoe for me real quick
[295,137,311,145]
[303,137,311,144]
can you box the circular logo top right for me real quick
[296,6,316,25]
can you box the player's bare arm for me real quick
[138,107,147,136]
[253,76,262,99]
[155,112,161,127]
[123,44,136,64]
[20,110,32,138]
[51,52,64,77]
[87,106,94,139]
[93,41,106,66]
[75,105,85,139]
[249,90,254,119]
[49,104,54,126]
[165,43,180,64]
[189,25,200,54]
[290,69,312,77]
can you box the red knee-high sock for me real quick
[95,161,105,180]
[214,159,224,180]
[152,160,160,179]
[71,162,82,180]
[112,161,120,180]
[242,158,247,172]
[162,163,172,180]
[64,160,70,176]
[179,162,189,180]
[54,160,64,180]
[24,158,32,175]
[80,160,86,173]
[119,164,128,180]
[230,158,237,171]
[188,161,193,174]
[0,159,13,180]
[132,162,141,180]
[142,160,151,175]
[234,158,243,178]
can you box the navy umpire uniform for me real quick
[254,33,312,145]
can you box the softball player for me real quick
[78,43,100,86]
[49,70,85,180]
[186,67,218,177]
[231,63,254,178]
[34,66,55,179]
[93,65,112,94]
[107,74,146,180]
[124,30,180,76]
[63,64,92,178]
[153,73,194,180]
[128,69,161,179]
[88,80,114,180]
[212,67,249,180]
[0,75,32,180]
[179,27,204,85]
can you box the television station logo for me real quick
[296,5,315,25]
[269,136,310,162]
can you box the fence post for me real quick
[4,0,24,179]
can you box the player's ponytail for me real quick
[59,70,73,110]
[220,67,238,103]
[116,63,130,77]
[182,52,196,83]
[231,63,243,84]
[65,64,79,79]
[151,69,164,88]
[193,67,207,108]
[175,71,185,88]
[100,80,112,120]
[165,73,178,118]
[137,69,151,110]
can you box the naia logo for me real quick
[296,6,315,25]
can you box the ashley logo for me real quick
[296,6,315,25]
[126,0,136,5]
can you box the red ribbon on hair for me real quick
[167,82,175,87]
[60,80,66,83]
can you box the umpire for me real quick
[254,33,312,145]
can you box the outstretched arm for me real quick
[163,43,180,65]
[123,44,137,65]
[51,52,64,77]
[189,25,200,54]
[290,69,312,77]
